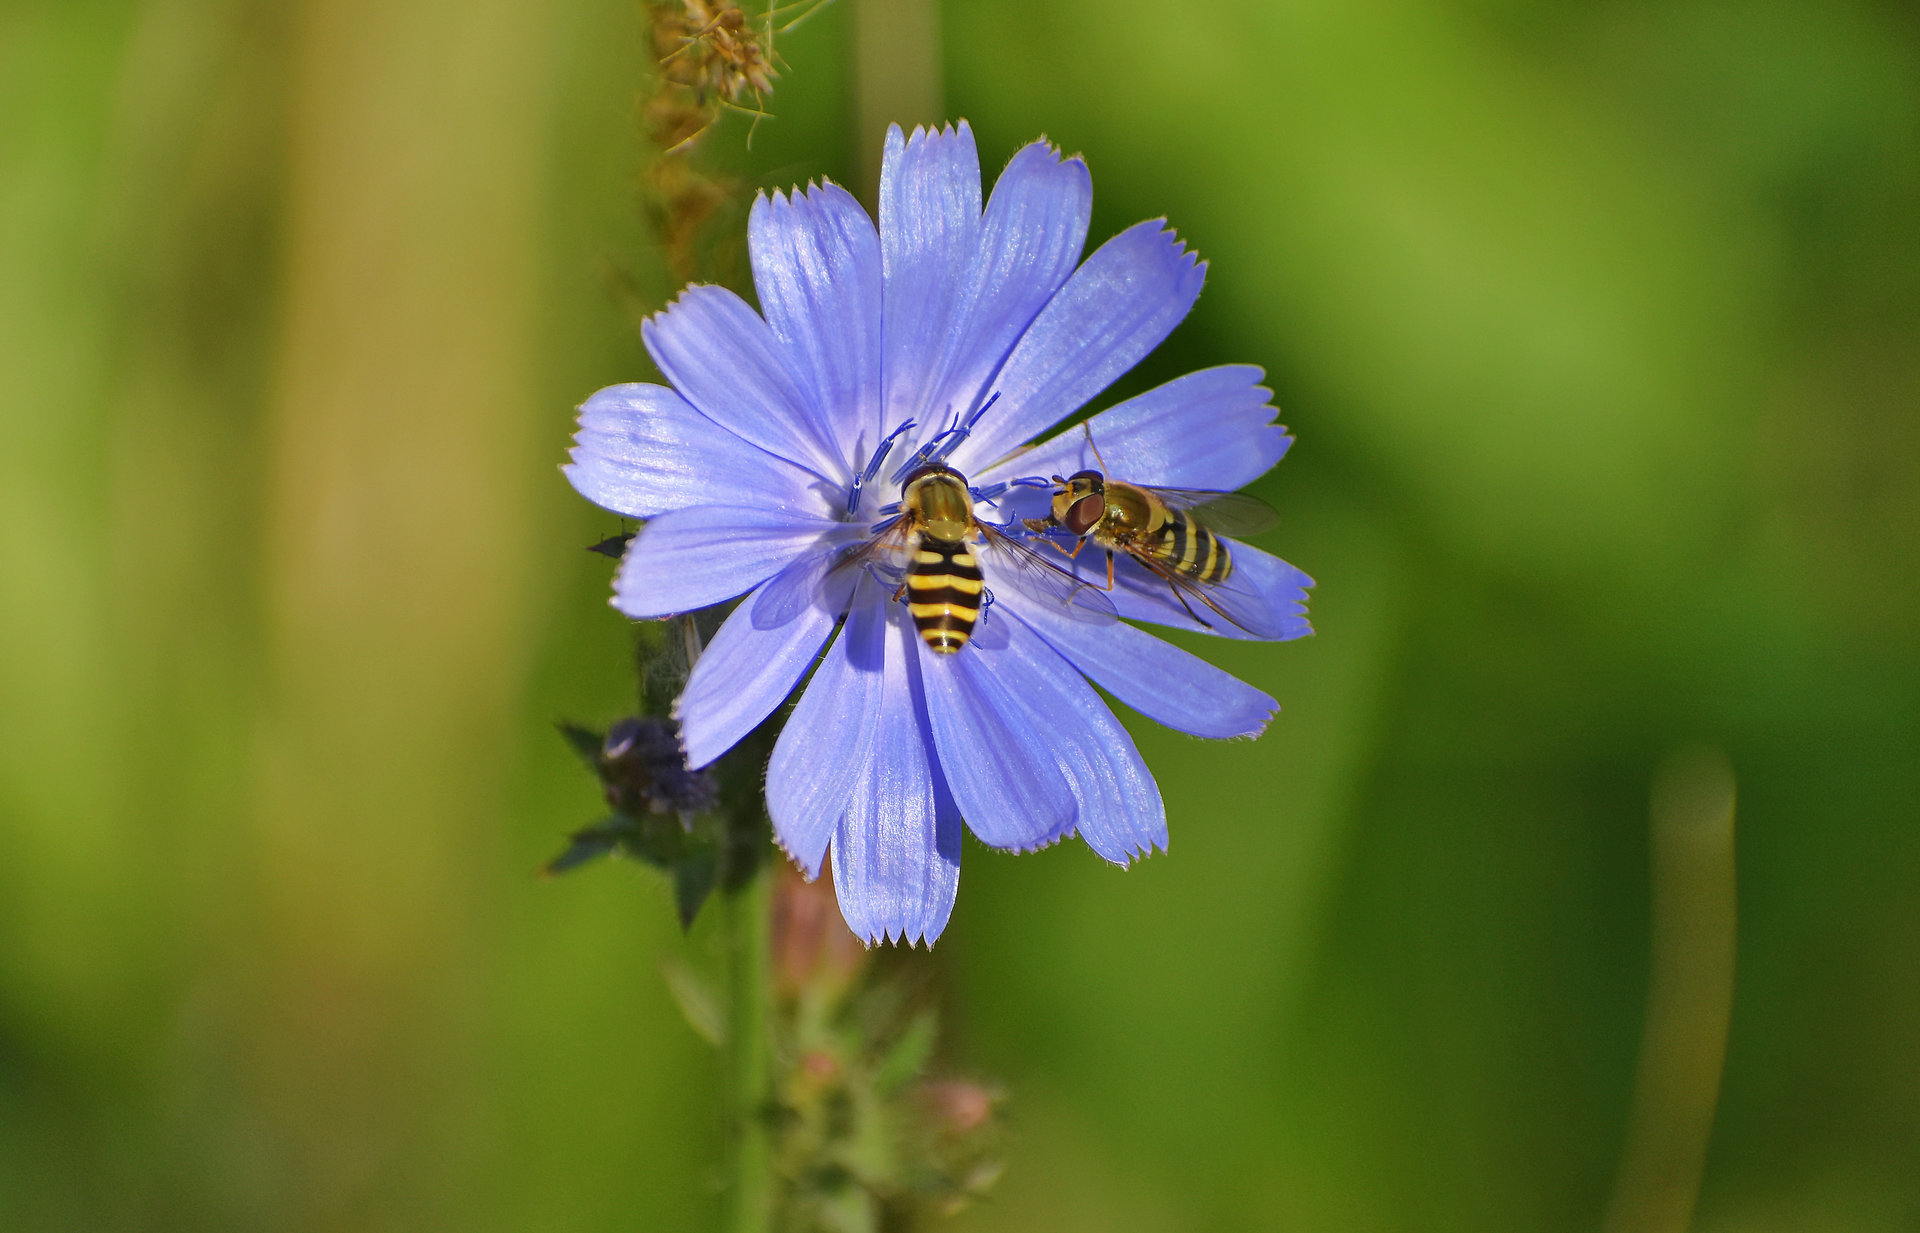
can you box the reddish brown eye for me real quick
[1063,493,1105,536]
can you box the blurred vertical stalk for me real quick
[727,865,774,1233]
[851,0,944,206]
[256,0,546,1213]
[1603,749,1738,1233]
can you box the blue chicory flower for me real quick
[566,121,1312,945]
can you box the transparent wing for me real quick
[1143,487,1278,538]
[1127,545,1279,636]
[825,515,913,590]
[978,524,1118,624]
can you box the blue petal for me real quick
[878,122,983,432]
[917,619,1077,851]
[976,366,1290,494]
[952,221,1206,469]
[565,383,818,519]
[916,141,1094,450]
[1010,601,1276,739]
[675,551,852,769]
[828,610,962,946]
[764,584,888,876]
[1063,540,1315,642]
[749,183,883,460]
[611,505,847,619]
[951,613,1167,864]
[968,141,1093,361]
[642,285,847,485]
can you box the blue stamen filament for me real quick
[889,391,1002,484]
[847,419,918,515]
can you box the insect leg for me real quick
[1170,585,1214,629]
[1028,534,1074,559]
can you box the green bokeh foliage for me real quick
[0,0,1915,1229]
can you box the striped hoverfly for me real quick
[838,462,1116,654]
[1023,436,1279,634]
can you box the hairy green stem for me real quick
[726,865,773,1233]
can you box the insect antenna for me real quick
[1081,419,1111,473]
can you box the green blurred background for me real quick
[3,0,1917,1228]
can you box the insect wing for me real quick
[1130,545,1283,637]
[978,524,1117,624]
[825,515,913,588]
[1145,488,1278,538]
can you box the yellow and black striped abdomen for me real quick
[905,537,984,654]
[1148,507,1233,583]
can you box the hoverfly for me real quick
[838,463,1115,654]
[1024,434,1279,635]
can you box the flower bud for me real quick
[598,716,717,820]
[918,1079,998,1137]
[771,863,868,999]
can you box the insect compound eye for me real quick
[1066,469,1105,492]
[1063,492,1106,536]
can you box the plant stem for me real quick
[850,0,944,206]
[726,864,774,1233]
[1601,749,1737,1233]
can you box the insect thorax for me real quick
[1100,482,1159,538]
[901,466,974,543]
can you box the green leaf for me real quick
[541,816,630,876]
[555,721,605,768]
[609,815,681,870]
[671,850,717,931]
[660,957,725,1048]
[586,532,633,558]
[874,1011,937,1092]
